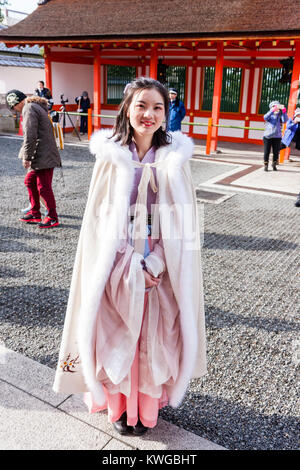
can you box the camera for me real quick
[50,110,59,123]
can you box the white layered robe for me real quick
[53,130,207,408]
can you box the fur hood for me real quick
[89,129,194,169]
[25,95,48,111]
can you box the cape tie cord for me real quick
[131,160,161,255]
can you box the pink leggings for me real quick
[84,293,169,428]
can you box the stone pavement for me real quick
[0,134,299,450]
[0,346,225,450]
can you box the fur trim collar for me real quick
[89,129,194,168]
[26,95,48,110]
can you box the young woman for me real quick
[53,77,207,436]
[263,100,288,171]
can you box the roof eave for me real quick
[1,30,300,44]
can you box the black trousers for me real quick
[263,137,281,163]
[80,115,88,133]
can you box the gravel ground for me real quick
[0,136,299,450]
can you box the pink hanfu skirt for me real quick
[83,291,169,428]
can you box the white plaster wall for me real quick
[218,119,244,138]
[187,66,192,109]
[51,62,93,105]
[101,108,118,126]
[194,67,201,110]
[241,68,250,114]
[0,66,45,94]
[251,68,260,114]
[248,121,265,140]
[181,115,190,133]
[193,117,208,135]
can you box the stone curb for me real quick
[0,347,225,450]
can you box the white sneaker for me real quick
[21,205,31,214]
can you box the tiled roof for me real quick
[0,56,44,67]
[0,42,41,54]
[0,0,299,41]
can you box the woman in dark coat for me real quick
[75,91,91,135]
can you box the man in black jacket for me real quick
[35,80,54,110]
[75,91,90,135]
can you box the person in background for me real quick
[263,100,288,171]
[75,91,90,135]
[6,89,61,228]
[35,80,54,110]
[280,107,300,151]
[280,107,300,208]
[167,88,186,132]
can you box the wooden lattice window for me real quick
[202,66,242,112]
[202,66,215,111]
[165,66,186,102]
[258,68,291,115]
[221,67,242,112]
[106,65,136,105]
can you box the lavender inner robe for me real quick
[93,143,182,401]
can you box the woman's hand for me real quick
[143,270,160,288]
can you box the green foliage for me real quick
[165,66,186,101]
[0,0,9,23]
[107,65,136,104]
[202,66,242,112]
[258,68,291,114]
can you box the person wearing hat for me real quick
[6,89,61,228]
[75,91,90,135]
[280,107,300,207]
[167,88,186,132]
[280,107,300,150]
[263,100,288,171]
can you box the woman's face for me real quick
[127,88,165,138]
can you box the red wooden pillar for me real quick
[149,44,158,79]
[44,45,52,92]
[211,43,224,152]
[285,41,300,160]
[93,44,101,130]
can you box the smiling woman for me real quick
[53,77,207,438]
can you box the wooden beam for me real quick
[93,45,101,130]
[149,44,158,79]
[44,45,52,93]
[285,41,300,160]
[211,43,224,152]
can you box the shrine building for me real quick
[1,0,300,154]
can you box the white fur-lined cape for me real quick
[53,129,207,408]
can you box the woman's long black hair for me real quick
[111,77,171,148]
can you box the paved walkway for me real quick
[0,347,224,450]
[62,133,300,197]
[0,133,299,450]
